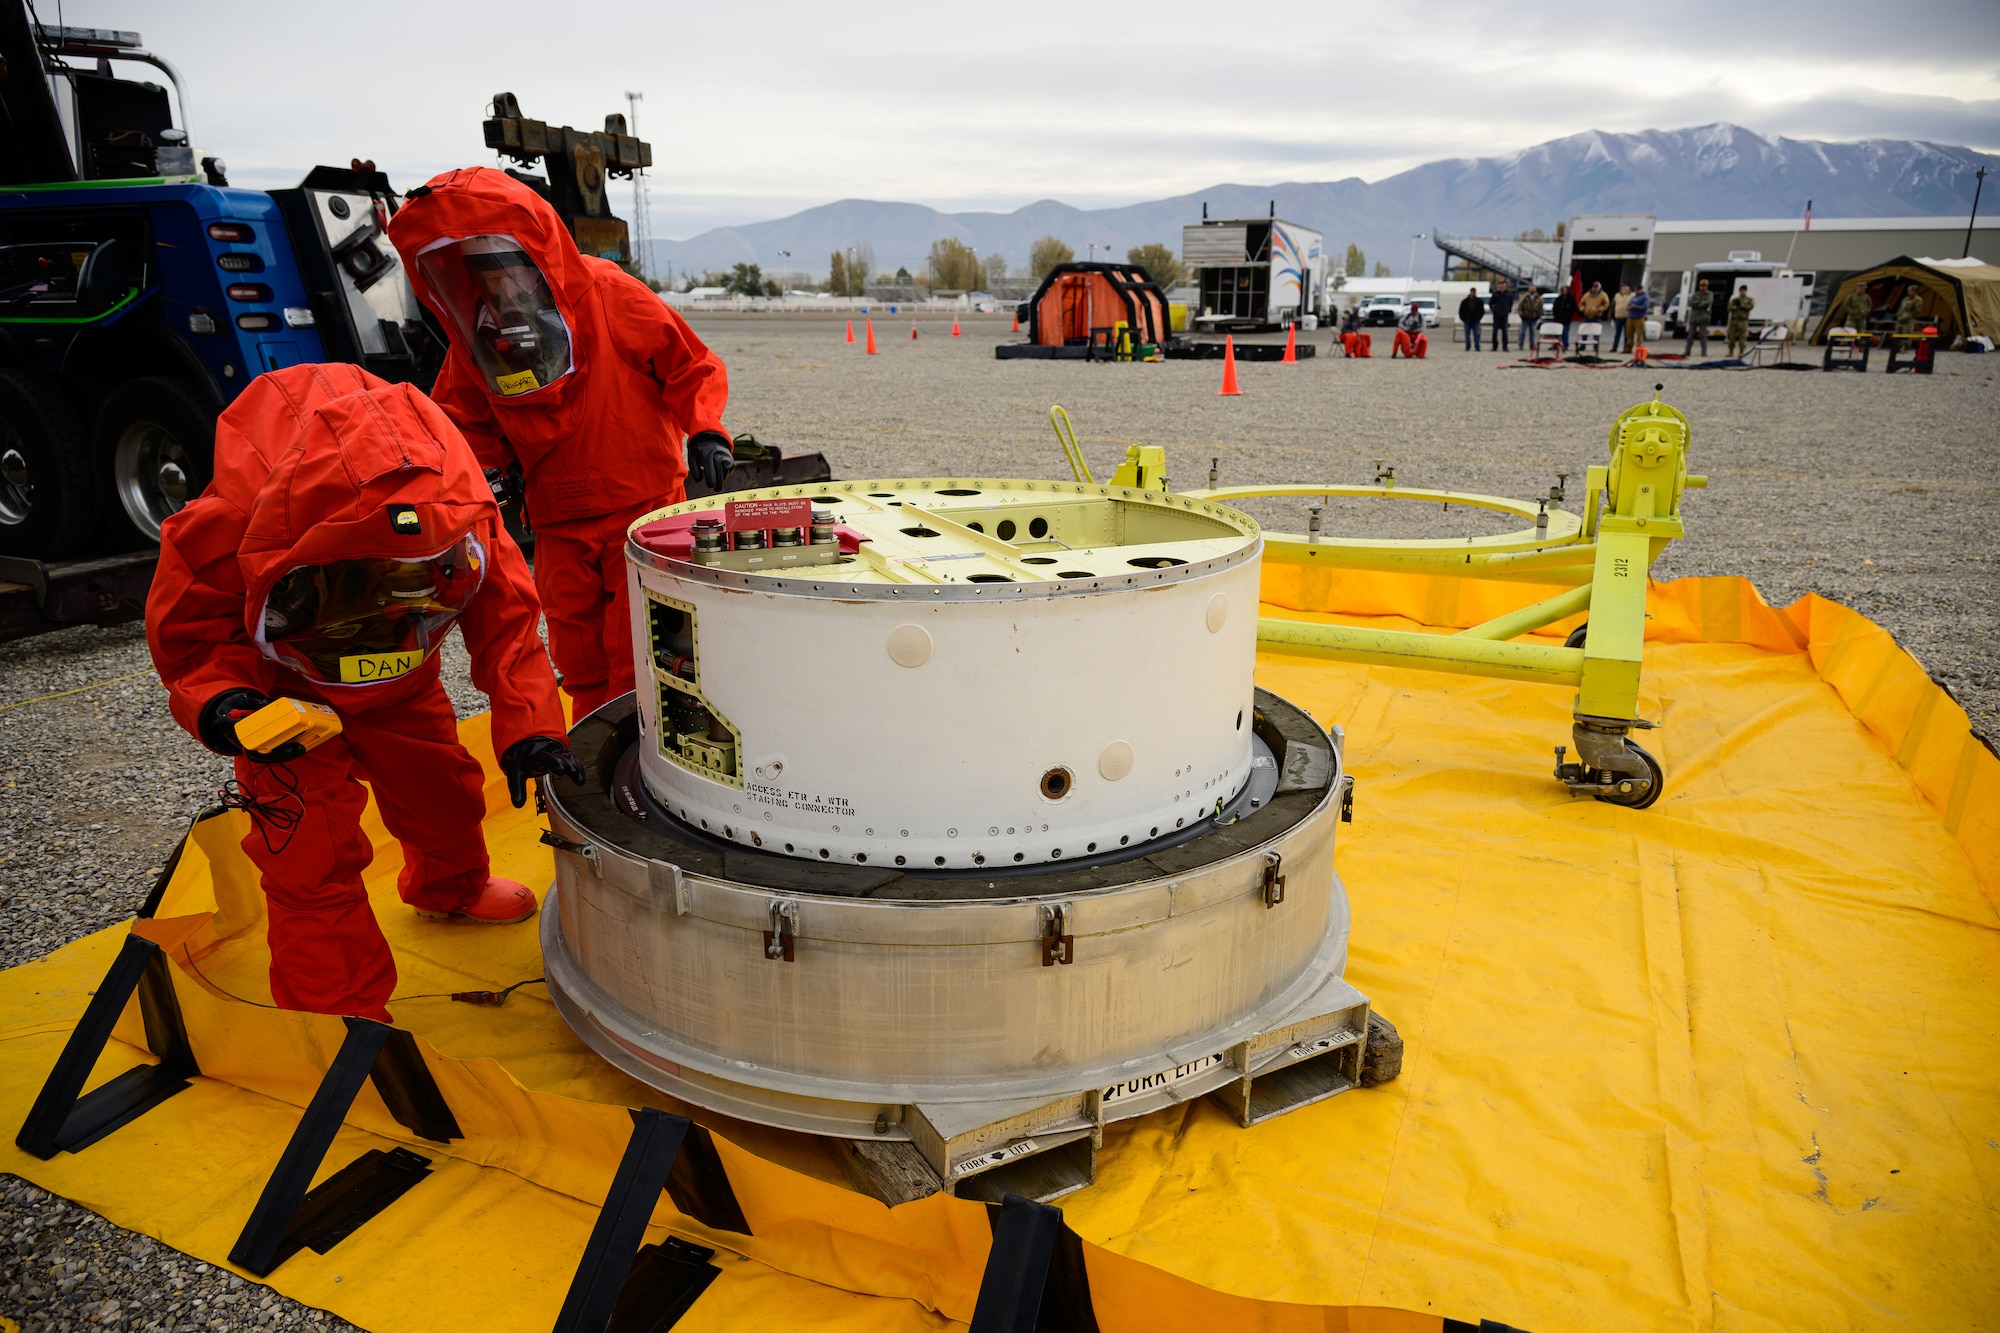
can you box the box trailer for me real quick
[1664,254,1815,334]
[1182,214,1324,331]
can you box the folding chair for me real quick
[1533,325,1564,359]
[1746,323,1791,367]
[1571,321,1604,357]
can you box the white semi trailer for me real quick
[1182,213,1325,331]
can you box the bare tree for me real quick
[845,243,873,294]
[1126,242,1182,289]
[1029,235,1074,280]
[983,252,1010,288]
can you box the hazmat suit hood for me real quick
[385,166,730,527]
[211,365,501,650]
[389,168,591,411]
[148,362,564,755]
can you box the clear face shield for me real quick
[414,235,573,397]
[260,534,486,685]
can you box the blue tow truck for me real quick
[0,4,438,638]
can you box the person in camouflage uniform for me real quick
[1683,280,1713,356]
[1844,285,1873,340]
[1894,288,1924,336]
[1726,285,1755,358]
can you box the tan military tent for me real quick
[1811,255,2000,346]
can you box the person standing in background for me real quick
[1552,286,1578,349]
[1726,284,1756,358]
[1579,282,1611,346]
[1458,288,1485,350]
[1625,286,1651,356]
[1843,284,1874,341]
[1488,279,1514,352]
[1684,280,1713,357]
[1894,287,1924,336]
[1609,284,1633,352]
[1516,285,1543,353]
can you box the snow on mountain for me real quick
[647,124,1997,281]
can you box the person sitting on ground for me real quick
[1516,285,1544,352]
[1489,279,1514,352]
[1684,280,1713,357]
[1339,306,1372,357]
[1458,289,1486,351]
[1625,286,1651,356]
[1393,303,1429,359]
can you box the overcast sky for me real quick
[52,0,2000,238]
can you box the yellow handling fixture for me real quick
[1048,404,1170,493]
[1054,387,1705,808]
[233,697,344,756]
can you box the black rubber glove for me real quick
[483,466,522,508]
[687,431,735,491]
[198,688,306,764]
[501,735,586,809]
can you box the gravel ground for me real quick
[0,313,1990,1330]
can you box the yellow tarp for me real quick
[0,568,1994,1332]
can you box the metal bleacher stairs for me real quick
[1432,231,1562,290]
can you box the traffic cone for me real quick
[951,316,962,337]
[1282,323,1297,363]
[845,319,855,344]
[1011,309,1020,332]
[911,319,919,341]
[1218,336,1242,396]
[865,319,878,355]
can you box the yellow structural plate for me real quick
[634,479,1259,587]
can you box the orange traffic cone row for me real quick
[1281,323,1297,363]
[951,316,962,337]
[1218,336,1242,396]
[845,319,855,344]
[865,319,878,355]
[910,319,919,340]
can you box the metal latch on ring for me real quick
[1039,901,1074,967]
[1261,851,1286,908]
[765,900,799,962]
[539,829,601,875]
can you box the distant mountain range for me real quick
[646,124,1998,282]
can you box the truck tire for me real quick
[96,375,217,546]
[0,369,95,559]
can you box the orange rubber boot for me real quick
[414,876,538,924]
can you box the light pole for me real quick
[1967,167,1987,259]
[1407,232,1424,280]
[624,91,650,283]
[776,250,791,295]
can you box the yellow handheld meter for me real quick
[234,698,344,755]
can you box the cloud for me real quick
[71,0,2000,236]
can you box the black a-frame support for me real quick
[16,805,231,1160]
[969,1194,1100,1333]
[228,1016,464,1277]
[16,932,198,1159]
[553,1107,752,1333]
